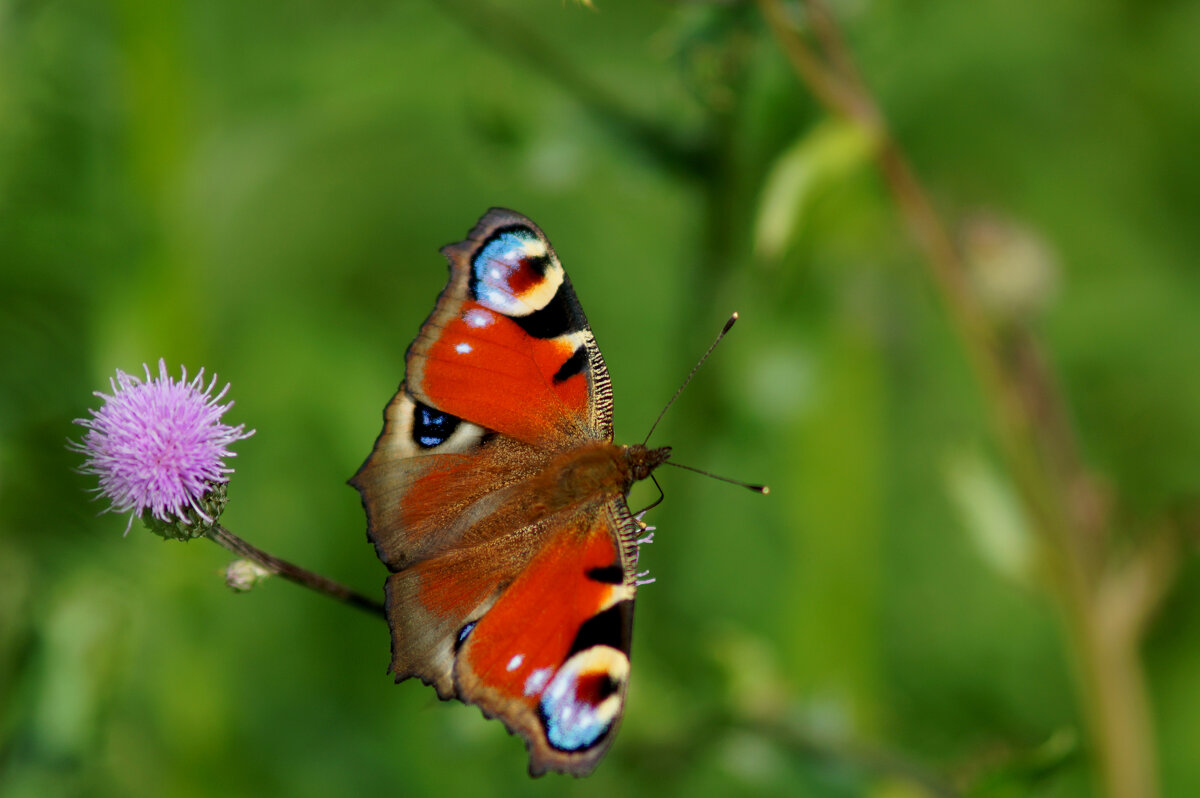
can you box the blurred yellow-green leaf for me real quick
[754,118,878,261]
[943,449,1035,587]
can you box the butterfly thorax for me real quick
[530,442,671,514]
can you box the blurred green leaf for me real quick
[943,449,1035,587]
[754,117,878,261]
[963,728,1080,798]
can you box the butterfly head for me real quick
[624,444,671,485]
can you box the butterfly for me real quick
[350,208,672,776]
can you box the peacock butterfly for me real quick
[351,208,671,776]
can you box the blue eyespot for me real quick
[470,229,547,314]
[455,621,477,653]
[413,402,460,449]
[537,662,617,752]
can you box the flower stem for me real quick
[206,524,385,619]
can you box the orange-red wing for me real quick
[405,209,613,446]
[415,299,592,445]
[453,498,640,777]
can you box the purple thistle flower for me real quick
[72,359,255,534]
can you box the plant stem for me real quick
[206,524,386,619]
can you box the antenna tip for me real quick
[722,312,739,334]
[757,485,770,495]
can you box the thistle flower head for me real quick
[72,359,255,536]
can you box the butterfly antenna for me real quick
[663,460,770,494]
[642,312,739,446]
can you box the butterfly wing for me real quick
[406,207,613,446]
[384,494,643,776]
[351,209,644,775]
[353,208,614,571]
[453,497,642,777]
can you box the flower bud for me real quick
[225,558,272,592]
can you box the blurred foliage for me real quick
[2,0,1198,796]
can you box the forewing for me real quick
[406,208,614,446]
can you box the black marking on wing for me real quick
[553,346,588,384]
[413,401,460,449]
[566,600,633,658]
[585,564,624,584]
[511,281,577,339]
[594,673,620,700]
[522,252,552,277]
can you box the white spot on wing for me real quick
[463,309,493,328]
[455,342,472,354]
[524,667,552,696]
[507,654,524,672]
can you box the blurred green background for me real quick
[3,1,1199,796]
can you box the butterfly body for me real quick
[352,209,669,776]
